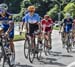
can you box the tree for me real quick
[63,3,75,18]
[47,5,59,20]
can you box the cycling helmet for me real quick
[0,3,8,11]
[44,15,49,19]
[27,5,35,12]
[65,13,71,18]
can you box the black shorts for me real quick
[29,23,39,36]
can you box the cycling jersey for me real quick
[0,12,14,38]
[24,13,40,23]
[63,18,73,32]
[23,13,40,36]
[41,18,53,32]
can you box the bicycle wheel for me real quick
[2,55,14,67]
[37,41,42,60]
[29,41,35,63]
[24,39,29,59]
[2,46,15,67]
[44,39,48,56]
[66,35,72,53]
[61,33,65,48]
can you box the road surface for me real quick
[1,30,75,67]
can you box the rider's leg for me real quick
[9,29,15,53]
[48,32,52,49]
[44,32,52,49]
[9,39,15,52]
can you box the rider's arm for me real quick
[7,16,14,33]
[37,15,41,31]
[59,19,64,33]
[21,22,24,31]
[7,21,14,33]
[24,14,29,33]
[21,16,26,30]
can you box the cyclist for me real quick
[72,19,75,42]
[21,5,41,45]
[0,4,15,64]
[41,15,53,49]
[62,13,73,42]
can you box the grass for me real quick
[14,33,25,41]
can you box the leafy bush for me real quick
[47,5,59,20]
[63,3,75,18]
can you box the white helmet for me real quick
[0,3,8,11]
[65,13,71,18]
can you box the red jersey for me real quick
[41,18,53,32]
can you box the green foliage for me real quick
[4,0,23,13]
[47,5,59,20]
[63,3,75,18]
[2,0,75,21]
[13,8,25,22]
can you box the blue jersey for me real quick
[63,18,73,26]
[0,12,14,38]
[23,13,40,23]
[22,16,25,22]
[0,12,13,27]
[63,18,73,32]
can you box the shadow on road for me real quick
[71,50,75,53]
[49,51,73,57]
[38,57,66,66]
[16,64,33,67]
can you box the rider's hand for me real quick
[5,32,9,37]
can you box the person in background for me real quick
[41,15,53,49]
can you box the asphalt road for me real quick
[1,30,75,67]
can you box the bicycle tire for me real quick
[66,35,72,53]
[44,39,48,56]
[2,44,15,67]
[37,42,42,60]
[2,56,12,67]
[29,41,35,63]
[24,39,29,59]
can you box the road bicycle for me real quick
[66,30,73,53]
[24,30,42,63]
[0,33,15,67]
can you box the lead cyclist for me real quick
[0,4,15,64]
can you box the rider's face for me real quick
[44,17,48,20]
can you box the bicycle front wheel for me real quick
[24,39,29,59]
[29,42,35,63]
[2,56,13,67]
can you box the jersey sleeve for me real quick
[41,19,45,25]
[36,14,40,22]
[22,16,25,22]
[25,14,28,23]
